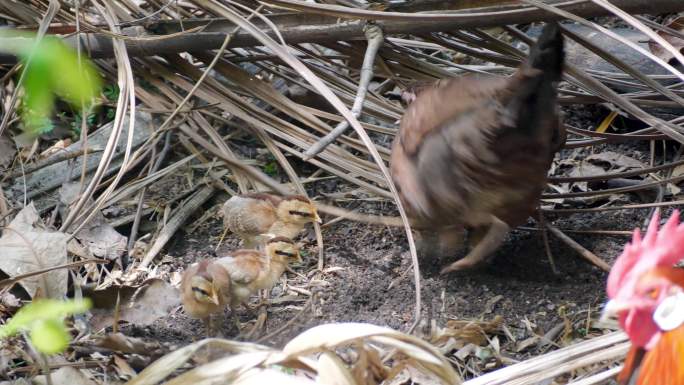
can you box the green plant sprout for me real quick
[0,30,103,136]
[0,298,91,354]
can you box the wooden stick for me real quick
[546,224,612,272]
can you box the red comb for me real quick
[607,210,684,298]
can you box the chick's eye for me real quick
[192,287,210,297]
[289,210,312,217]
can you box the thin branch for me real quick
[303,24,384,160]
[546,224,611,272]
[1,0,682,63]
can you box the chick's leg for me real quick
[440,217,509,274]
[230,306,242,332]
[204,316,215,337]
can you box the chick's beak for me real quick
[314,211,322,224]
[209,288,220,306]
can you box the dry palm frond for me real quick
[125,322,461,385]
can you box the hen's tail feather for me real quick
[526,22,564,82]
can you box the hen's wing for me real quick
[390,23,564,228]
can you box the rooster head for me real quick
[603,210,684,349]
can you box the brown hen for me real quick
[390,22,566,274]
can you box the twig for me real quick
[139,185,216,268]
[568,366,621,385]
[0,259,107,288]
[303,24,384,160]
[7,360,105,374]
[127,130,172,264]
[463,331,628,385]
[518,226,632,236]
[5,147,103,180]
[543,199,684,214]
[537,211,559,275]
[317,202,406,227]
[255,294,315,344]
[545,224,611,272]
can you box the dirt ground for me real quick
[120,105,667,376]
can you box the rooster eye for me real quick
[647,288,660,299]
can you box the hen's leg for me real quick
[440,217,509,274]
[437,227,466,258]
[415,229,438,260]
[415,227,465,260]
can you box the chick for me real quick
[222,193,321,248]
[181,237,301,335]
[180,259,231,336]
[390,22,565,273]
[215,236,301,329]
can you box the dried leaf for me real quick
[87,279,180,330]
[0,203,67,298]
[33,367,96,385]
[585,151,646,172]
[648,16,684,64]
[317,352,357,385]
[0,136,15,169]
[60,182,127,260]
[94,332,164,356]
[125,339,267,385]
[234,368,318,385]
[113,355,138,380]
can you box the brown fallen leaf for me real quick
[32,367,96,385]
[86,278,181,330]
[648,16,684,65]
[585,151,647,172]
[0,136,16,169]
[431,316,504,348]
[59,182,127,261]
[92,332,165,356]
[0,203,68,298]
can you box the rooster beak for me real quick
[599,300,627,322]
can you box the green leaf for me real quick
[0,30,102,135]
[0,298,91,339]
[263,161,279,176]
[103,84,119,101]
[30,319,70,354]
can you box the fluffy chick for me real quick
[216,237,301,312]
[222,193,321,248]
[180,259,231,336]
